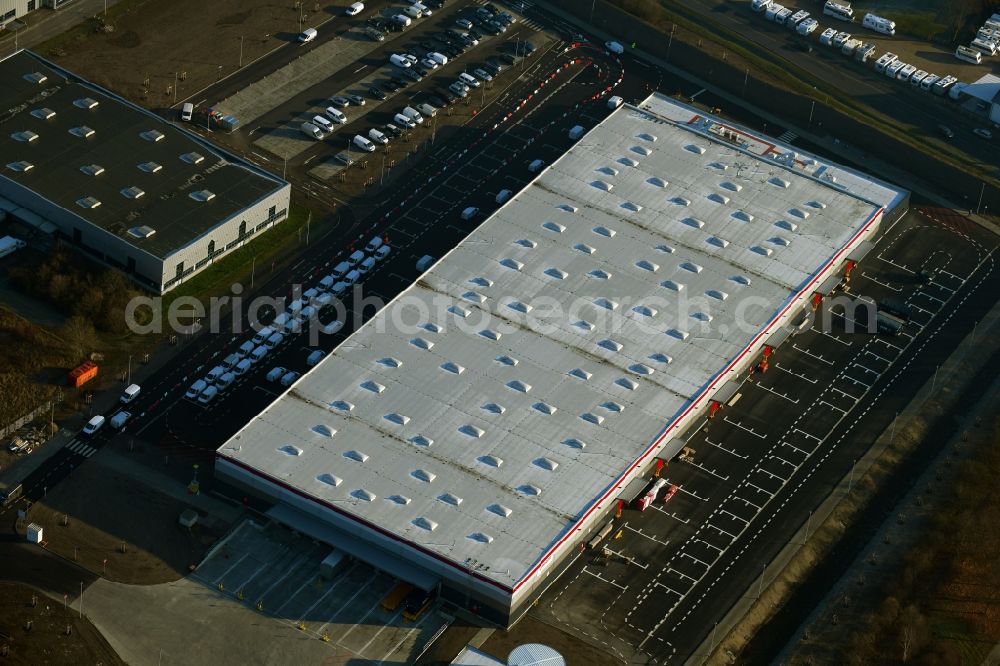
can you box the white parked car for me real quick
[393,113,416,129]
[389,53,412,68]
[266,366,287,382]
[345,1,364,15]
[186,379,207,398]
[368,128,389,144]
[353,134,376,152]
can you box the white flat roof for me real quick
[218,93,893,593]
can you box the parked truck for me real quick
[68,361,99,388]
[0,236,26,259]
[0,481,23,508]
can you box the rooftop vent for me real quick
[31,108,55,120]
[647,176,667,187]
[517,484,542,496]
[69,126,95,139]
[121,186,145,200]
[360,380,385,393]
[563,437,587,449]
[23,72,47,84]
[666,328,690,340]
[352,489,376,502]
[412,516,438,530]
[138,161,162,173]
[448,304,470,319]
[74,98,99,109]
[617,156,639,167]
[685,144,707,155]
[720,181,743,192]
[330,399,354,411]
[459,424,485,438]
[6,161,34,173]
[409,337,433,350]
[506,379,531,393]
[476,455,503,467]
[312,424,336,437]
[636,260,659,272]
[127,226,156,239]
[591,180,613,192]
[487,503,512,518]
[462,291,486,304]
[544,268,568,280]
[76,196,101,210]
[514,238,537,248]
[534,457,558,471]
[596,166,618,176]
[495,355,518,366]
[387,494,411,505]
[479,328,501,340]
[468,532,494,543]
[140,130,165,142]
[412,469,436,483]
[409,434,433,447]
[11,131,39,143]
[316,473,342,487]
[377,357,402,368]
[343,450,369,463]
[384,412,410,425]
[581,412,604,425]
[615,377,639,390]
[592,225,616,238]
[543,221,566,233]
[438,493,463,506]
[500,258,524,271]
[277,444,303,456]
[180,152,205,165]
[470,276,493,287]
[568,368,592,381]
[661,279,684,292]
[481,403,506,415]
[633,305,657,317]
[574,243,596,255]
[588,269,611,280]
[189,190,215,202]
[533,402,557,415]
[669,196,691,206]
[631,145,652,156]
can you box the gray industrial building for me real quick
[215,93,907,626]
[0,50,290,293]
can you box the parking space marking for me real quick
[860,271,901,291]
[687,460,730,481]
[376,609,433,663]
[719,509,749,525]
[773,363,818,384]
[791,343,835,365]
[813,328,853,346]
[753,382,799,404]
[655,581,686,597]
[623,523,671,547]
[305,571,373,627]
[212,553,251,586]
[704,438,749,459]
[744,482,774,498]
[830,385,861,401]
[705,522,737,540]
[792,427,821,442]
[876,255,915,273]
[781,440,809,456]
[668,567,698,584]
[818,399,847,414]
[722,415,767,439]
[679,551,711,568]
[582,567,628,590]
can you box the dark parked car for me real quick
[499,52,516,66]
[402,68,422,81]
[487,56,505,71]
[382,124,403,138]
[937,124,955,139]
[439,88,458,104]
[419,40,437,51]
[427,93,448,107]
[413,65,430,77]
[468,28,483,40]
[348,94,366,106]
[482,61,501,76]
[484,2,500,15]
[368,85,387,100]
[424,0,444,7]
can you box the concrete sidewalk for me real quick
[0,0,127,55]
[539,1,1000,238]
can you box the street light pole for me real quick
[667,24,675,62]
[809,100,815,125]
[239,35,245,68]
[976,181,985,214]
[250,255,255,288]
[589,0,597,23]
[126,355,132,385]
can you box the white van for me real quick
[393,14,411,27]
[375,245,390,261]
[265,332,285,349]
[353,134,376,152]
[313,115,335,132]
[458,72,481,89]
[390,53,412,68]
[461,206,479,220]
[429,52,448,65]
[251,345,268,363]
[365,236,384,252]
[223,353,243,370]
[368,128,389,145]
[416,103,437,118]
[206,365,225,384]
[607,95,624,109]
[319,274,335,289]
[348,249,365,266]
[402,106,424,124]
[252,326,274,345]
[82,415,105,436]
[333,260,351,278]
[359,256,377,274]
[393,113,416,129]
[181,103,194,122]
[496,189,512,204]
[528,159,545,173]
[197,386,219,404]
[217,372,235,390]
[300,304,317,321]
[345,1,364,15]
[120,383,141,404]
[324,107,347,124]
[272,312,291,330]
[110,411,131,430]
[234,358,253,376]
[403,5,422,18]
[185,379,207,398]
[331,281,349,296]
[322,320,344,335]
[345,269,362,285]
[307,349,325,366]
[416,255,435,271]
[301,122,324,140]
[239,340,255,356]
[298,27,318,43]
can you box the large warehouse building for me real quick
[215,93,907,625]
[0,50,290,293]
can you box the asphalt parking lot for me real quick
[524,206,999,664]
[193,519,447,664]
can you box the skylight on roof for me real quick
[76,196,101,209]
[534,457,558,471]
[6,161,34,173]
[360,380,385,393]
[180,152,205,165]
[316,473,342,487]
[563,437,587,449]
[495,355,518,366]
[31,108,55,120]
[441,361,465,374]
[533,402,557,415]
[189,190,215,202]
[438,493,463,506]
[344,450,369,463]
[468,532,494,543]
[11,131,39,143]
[140,130,165,142]
[487,503,512,518]
[138,161,162,173]
[69,126,96,139]
[384,412,410,425]
[543,221,566,233]
[352,489,376,502]
[409,434,433,447]
[121,186,145,200]
[412,469,436,483]
[481,403,506,415]
[459,424,485,438]
[23,72,47,84]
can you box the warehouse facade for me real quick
[0,50,290,293]
[215,93,907,626]
[2,1,83,32]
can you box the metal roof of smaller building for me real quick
[0,50,285,259]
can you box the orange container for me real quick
[68,362,99,388]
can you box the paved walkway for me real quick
[0,0,127,55]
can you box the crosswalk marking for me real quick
[66,440,97,458]
[777,130,798,143]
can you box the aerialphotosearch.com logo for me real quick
[124,282,884,346]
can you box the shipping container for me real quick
[68,361,98,388]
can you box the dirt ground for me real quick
[0,582,125,666]
[38,0,331,108]
[480,616,622,666]
[14,457,229,585]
